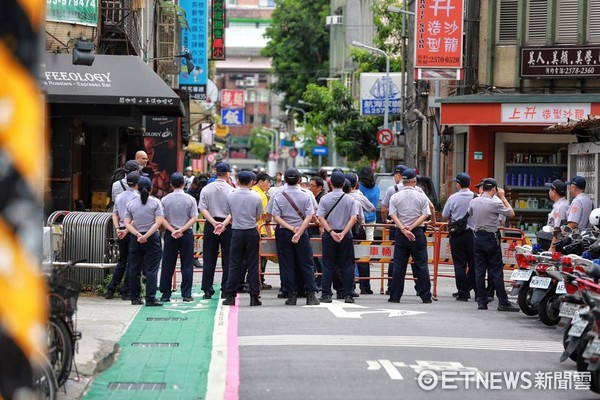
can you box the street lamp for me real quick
[285,105,307,128]
[352,41,390,132]
[352,41,390,172]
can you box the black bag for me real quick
[352,222,366,239]
[448,213,469,237]
[107,167,127,204]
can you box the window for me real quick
[497,0,518,44]
[246,90,256,102]
[589,1,600,42]
[526,0,548,43]
[557,0,579,43]
[257,89,270,103]
[259,0,275,6]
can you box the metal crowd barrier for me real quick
[50,211,118,289]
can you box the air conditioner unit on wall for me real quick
[235,79,245,87]
[245,76,256,87]
[326,15,343,26]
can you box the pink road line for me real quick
[225,295,240,400]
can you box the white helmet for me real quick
[589,208,600,228]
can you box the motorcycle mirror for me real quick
[563,226,573,234]
[572,233,583,241]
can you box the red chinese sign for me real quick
[221,89,244,108]
[414,0,464,69]
[211,0,226,60]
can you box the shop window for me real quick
[497,0,518,44]
[257,89,270,103]
[589,2,600,43]
[526,0,548,44]
[557,0,579,43]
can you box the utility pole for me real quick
[403,0,417,169]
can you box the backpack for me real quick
[107,167,127,203]
[448,193,476,237]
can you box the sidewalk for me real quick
[58,296,140,400]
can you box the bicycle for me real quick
[47,260,84,387]
[32,352,58,400]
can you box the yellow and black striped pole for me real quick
[0,0,48,398]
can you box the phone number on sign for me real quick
[47,0,96,7]
[544,66,598,75]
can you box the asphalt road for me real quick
[236,266,598,400]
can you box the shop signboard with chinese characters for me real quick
[221,108,244,126]
[359,73,403,116]
[211,0,226,60]
[179,0,208,100]
[414,0,464,69]
[500,103,591,124]
[221,90,244,108]
[521,46,600,79]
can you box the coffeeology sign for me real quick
[46,0,98,26]
[521,46,600,78]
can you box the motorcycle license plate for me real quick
[511,269,533,281]
[583,337,600,359]
[530,276,552,289]
[559,302,579,318]
[572,306,590,324]
[556,281,567,294]
[568,320,589,337]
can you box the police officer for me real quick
[387,169,433,304]
[270,168,320,306]
[545,179,569,228]
[222,171,264,306]
[159,172,199,302]
[442,173,476,301]
[346,172,376,295]
[566,175,594,231]
[199,161,235,299]
[124,176,164,306]
[317,172,360,303]
[106,172,141,300]
[468,178,519,312]
[111,160,139,202]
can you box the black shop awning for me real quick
[42,53,182,116]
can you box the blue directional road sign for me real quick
[312,146,328,156]
[221,108,244,126]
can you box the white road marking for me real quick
[306,300,427,319]
[205,300,229,400]
[238,335,564,353]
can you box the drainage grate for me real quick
[108,382,166,391]
[146,317,188,322]
[131,342,180,348]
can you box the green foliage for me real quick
[95,273,145,297]
[261,0,330,106]
[249,128,272,162]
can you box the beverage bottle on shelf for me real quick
[518,174,523,186]
[511,174,516,186]
[529,175,534,186]
[505,173,509,186]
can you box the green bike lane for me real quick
[84,287,238,400]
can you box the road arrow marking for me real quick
[306,300,426,319]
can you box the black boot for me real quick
[285,292,297,306]
[250,294,262,306]
[222,295,235,306]
[306,292,320,305]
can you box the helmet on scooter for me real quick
[589,208,600,228]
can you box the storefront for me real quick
[438,94,600,230]
[43,53,185,212]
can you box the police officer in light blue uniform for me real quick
[271,168,320,306]
[222,171,264,307]
[317,172,360,303]
[159,172,199,302]
[387,169,433,304]
[106,172,141,300]
[199,162,235,299]
[566,175,594,231]
[468,178,519,312]
[442,172,477,301]
[124,176,165,306]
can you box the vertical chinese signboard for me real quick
[179,0,208,100]
[211,0,226,60]
[414,0,464,77]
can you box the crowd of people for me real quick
[106,158,595,310]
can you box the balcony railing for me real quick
[100,0,140,56]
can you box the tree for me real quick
[249,128,271,162]
[302,82,379,162]
[261,0,330,106]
